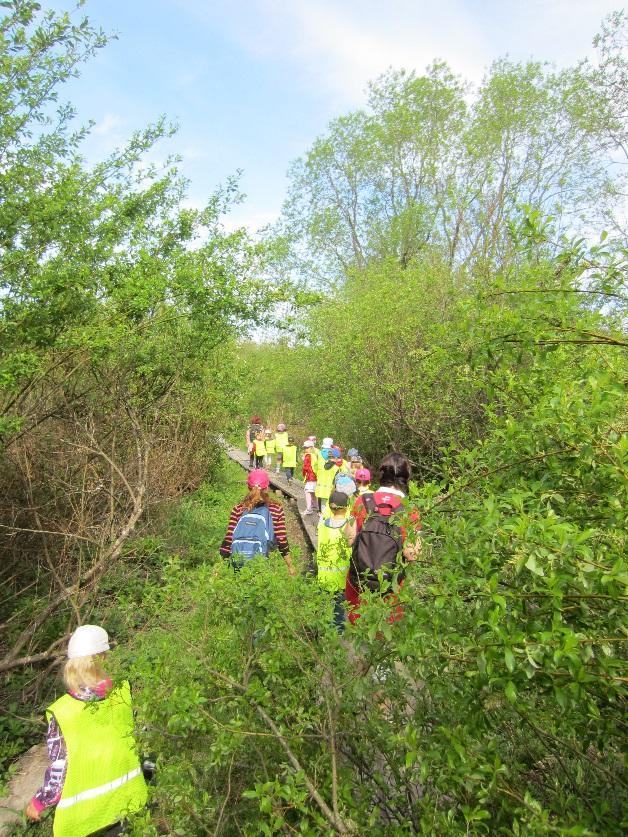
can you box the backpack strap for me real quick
[362,493,402,517]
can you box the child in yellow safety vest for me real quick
[264,430,275,469]
[316,491,351,632]
[282,436,298,483]
[274,424,289,474]
[315,445,339,513]
[25,625,147,835]
[253,430,266,468]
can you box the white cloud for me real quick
[181,0,617,108]
[92,113,124,136]
[182,0,489,106]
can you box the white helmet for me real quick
[68,625,110,659]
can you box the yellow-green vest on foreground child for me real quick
[49,681,147,837]
[316,511,351,592]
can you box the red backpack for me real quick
[349,494,405,592]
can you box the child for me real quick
[246,416,262,467]
[302,439,317,513]
[354,467,372,496]
[253,429,266,469]
[264,430,275,469]
[348,449,363,477]
[316,491,352,632]
[282,436,298,483]
[315,444,339,513]
[25,625,147,835]
[274,423,289,474]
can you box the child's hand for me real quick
[24,800,41,821]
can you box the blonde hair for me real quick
[63,652,108,693]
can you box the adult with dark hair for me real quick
[220,469,295,575]
[344,452,420,625]
[246,415,263,467]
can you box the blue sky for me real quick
[46,0,620,232]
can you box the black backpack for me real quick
[349,494,405,593]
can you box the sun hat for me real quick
[247,469,270,489]
[330,447,342,459]
[355,468,371,481]
[322,437,333,448]
[328,490,349,509]
[347,448,359,459]
[68,625,110,660]
[302,440,314,448]
[277,423,287,431]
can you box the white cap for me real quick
[302,440,314,447]
[67,625,110,659]
[322,437,333,448]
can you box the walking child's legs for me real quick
[255,455,264,468]
[284,467,294,482]
[332,592,346,633]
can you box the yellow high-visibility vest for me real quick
[316,517,350,593]
[253,438,267,456]
[48,681,147,837]
[315,458,338,499]
[275,431,289,453]
[265,438,276,454]
[282,445,297,468]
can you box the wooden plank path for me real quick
[225,445,318,550]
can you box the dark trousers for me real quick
[255,455,264,468]
[283,467,294,481]
[333,592,346,633]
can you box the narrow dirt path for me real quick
[0,744,48,835]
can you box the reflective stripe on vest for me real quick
[57,768,142,810]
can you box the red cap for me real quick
[247,469,270,489]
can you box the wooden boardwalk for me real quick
[225,445,318,550]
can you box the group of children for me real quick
[246,419,372,511]
[245,419,399,634]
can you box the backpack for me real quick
[349,494,404,592]
[230,505,275,564]
[334,471,356,496]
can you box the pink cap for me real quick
[355,468,371,481]
[247,469,270,489]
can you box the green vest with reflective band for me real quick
[308,447,320,472]
[254,438,266,456]
[265,438,276,454]
[282,445,297,468]
[275,432,289,453]
[48,681,147,837]
[316,517,350,592]
[315,459,338,499]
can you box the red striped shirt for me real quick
[220,501,289,557]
